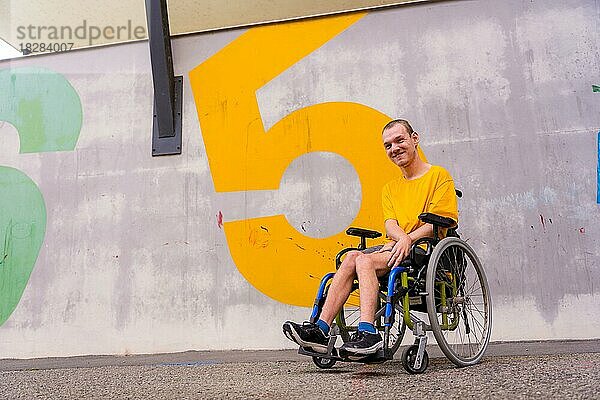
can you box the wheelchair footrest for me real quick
[339,348,388,364]
[298,346,390,364]
[298,346,343,361]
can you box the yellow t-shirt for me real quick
[382,165,458,234]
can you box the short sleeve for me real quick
[428,174,459,222]
[382,183,396,222]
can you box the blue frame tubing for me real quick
[311,246,359,323]
[383,266,406,357]
[309,272,336,323]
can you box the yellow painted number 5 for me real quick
[190,14,403,307]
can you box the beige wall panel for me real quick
[168,0,431,35]
[0,0,435,54]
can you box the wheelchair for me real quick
[296,192,492,374]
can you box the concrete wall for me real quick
[0,0,598,358]
[1,0,437,52]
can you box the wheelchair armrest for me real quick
[345,227,382,250]
[345,227,382,239]
[418,213,456,228]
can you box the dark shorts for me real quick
[362,244,427,264]
[361,244,391,254]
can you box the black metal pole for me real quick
[145,0,183,155]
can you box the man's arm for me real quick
[383,219,434,267]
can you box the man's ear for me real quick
[412,132,420,145]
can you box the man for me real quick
[283,119,458,355]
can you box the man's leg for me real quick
[282,250,361,352]
[318,250,361,326]
[356,252,392,323]
[340,251,391,355]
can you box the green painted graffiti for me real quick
[0,67,82,152]
[0,167,46,325]
[0,67,82,325]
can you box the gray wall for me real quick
[0,0,598,358]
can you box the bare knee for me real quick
[355,254,375,275]
[344,250,362,262]
[338,250,361,276]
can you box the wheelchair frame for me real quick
[297,209,492,374]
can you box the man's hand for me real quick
[377,242,395,253]
[387,234,412,267]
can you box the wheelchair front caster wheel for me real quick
[312,356,336,369]
[401,345,429,374]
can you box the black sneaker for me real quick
[282,321,328,353]
[340,330,383,355]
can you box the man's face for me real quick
[382,124,419,168]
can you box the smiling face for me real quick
[382,123,420,168]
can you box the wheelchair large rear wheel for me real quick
[425,237,492,367]
[336,291,406,357]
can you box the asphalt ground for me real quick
[0,340,598,399]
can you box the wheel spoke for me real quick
[467,302,487,321]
